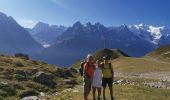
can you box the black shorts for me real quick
[102,78,113,88]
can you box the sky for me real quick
[0,0,170,28]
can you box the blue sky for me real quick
[0,0,170,28]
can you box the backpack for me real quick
[79,62,95,77]
[79,61,86,76]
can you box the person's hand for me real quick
[112,77,114,82]
[83,77,84,81]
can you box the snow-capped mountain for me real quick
[0,12,42,55]
[128,24,170,45]
[26,22,67,46]
[38,22,156,66]
[1,11,170,66]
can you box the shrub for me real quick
[14,74,26,81]
[13,61,24,67]
[0,83,17,97]
[14,53,29,60]
[14,83,24,90]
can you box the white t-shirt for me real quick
[92,67,102,88]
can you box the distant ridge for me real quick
[92,48,129,61]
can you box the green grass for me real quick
[53,84,170,100]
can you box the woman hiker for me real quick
[92,60,103,100]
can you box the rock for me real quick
[40,92,45,97]
[65,79,78,86]
[16,70,27,77]
[19,90,39,98]
[14,70,27,81]
[26,68,38,75]
[114,79,131,85]
[34,72,55,88]
[0,96,3,100]
[73,89,79,93]
[55,92,61,96]
[56,69,74,78]
[13,61,24,67]
[14,53,29,60]
[0,82,8,85]
[31,60,39,65]
[70,68,78,73]
[22,96,39,100]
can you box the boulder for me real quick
[34,72,55,88]
[22,96,40,100]
[56,69,74,78]
[19,90,39,98]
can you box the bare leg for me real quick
[103,87,106,100]
[93,87,96,100]
[109,86,114,100]
[97,87,101,100]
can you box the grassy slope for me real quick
[112,57,170,74]
[0,54,79,99]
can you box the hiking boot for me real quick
[103,96,106,100]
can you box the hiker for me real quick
[92,60,102,100]
[83,54,95,100]
[102,56,114,100]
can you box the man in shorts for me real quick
[102,56,114,100]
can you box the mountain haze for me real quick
[27,22,67,46]
[0,12,42,56]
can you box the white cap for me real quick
[87,54,93,59]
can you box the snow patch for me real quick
[43,44,51,48]
[147,26,164,44]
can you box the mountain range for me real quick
[0,11,170,66]
[26,22,67,47]
[36,22,170,66]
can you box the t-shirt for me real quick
[83,62,94,79]
[102,63,112,78]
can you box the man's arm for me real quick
[110,63,114,81]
